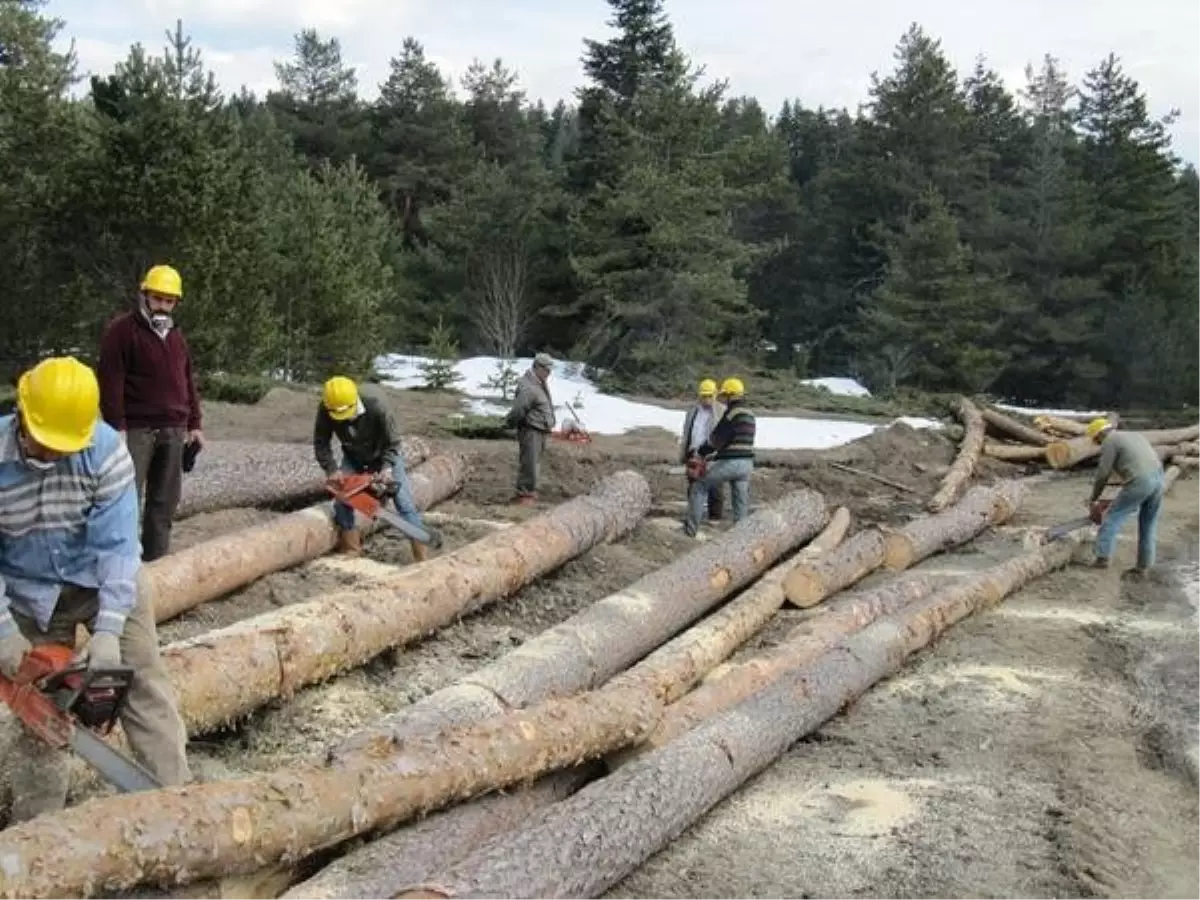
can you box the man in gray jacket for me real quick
[505,353,556,505]
[1086,417,1165,577]
[680,378,725,521]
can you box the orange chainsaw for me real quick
[325,472,443,548]
[0,643,161,793]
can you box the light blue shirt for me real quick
[0,415,140,637]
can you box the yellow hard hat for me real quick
[1085,417,1112,439]
[16,356,100,453]
[719,377,745,399]
[140,264,183,299]
[697,378,717,397]
[322,376,359,421]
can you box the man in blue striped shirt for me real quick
[0,357,190,822]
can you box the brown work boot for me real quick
[336,528,363,556]
[410,540,429,563]
[511,492,537,507]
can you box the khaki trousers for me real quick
[5,585,190,823]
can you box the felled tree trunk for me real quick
[984,441,1045,463]
[1033,414,1089,437]
[1046,426,1199,469]
[928,397,985,512]
[1173,456,1200,468]
[1178,441,1199,456]
[1164,465,1183,490]
[883,480,1025,570]
[781,529,886,608]
[980,407,1051,446]
[176,438,430,519]
[331,489,828,759]
[144,453,467,623]
[393,540,1082,900]
[165,471,652,734]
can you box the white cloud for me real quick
[47,0,1200,162]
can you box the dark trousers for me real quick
[517,427,548,496]
[126,427,185,561]
[688,477,726,520]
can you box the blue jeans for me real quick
[333,460,423,532]
[686,457,752,536]
[1095,471,1164,569]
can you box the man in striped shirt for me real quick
[684,377,756,537]
[0,357,190,822]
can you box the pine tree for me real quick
[417,318,464,390]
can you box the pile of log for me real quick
[971,403,1199,472]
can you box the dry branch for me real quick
[144,453,467,623]
[165,471,652,734]
[394,540,1082,899]
[331,489,828,759]
[979,407,1052,446]
[829,462,917,493]
[928,397,985,512]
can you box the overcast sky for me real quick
[46,0,1200,164]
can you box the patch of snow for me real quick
[801,377,872,398]
[374,354,943,451]
[994,402,1107,419]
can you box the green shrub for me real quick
[441,414,513,440]
[197,373,281,405]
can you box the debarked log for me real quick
[984,441,1046,463]
[164,470,652,735]
[782,528,886,609]
[394,539,1082,900]
[144,453,467,623]
[928,397,985,512]
[1046,425,1200,469]
[980,406,1052,446]
[883,479,1025,570]
[330,489,829,760]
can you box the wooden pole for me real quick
[979,406,1052,446]
[928,397,985,512]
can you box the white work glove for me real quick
[87,632,122,670]
[0,629,32,678]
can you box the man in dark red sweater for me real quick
[97,264,203,561]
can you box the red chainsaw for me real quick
[325,472,443,548]
[0,643,161,793]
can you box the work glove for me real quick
[87,632,122,670]
[0,629,32,679]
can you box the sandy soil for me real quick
[60,386,1200,897]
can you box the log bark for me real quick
[928,397,985,512]
[395,539,1082,900]
[980,407,1052,446]
[984,441,1046,462]
[289,503,847,900]
[164,470,652,734]
[0,684,665,898]
[883,480,1025,570]
[626,572,940,756]
[177,438,430,519]
[330,489,828,759]
[781,528,886,608]
[144,453,468,623]
[1046,426,1200,469]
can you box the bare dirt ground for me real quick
[116,387,1200,896]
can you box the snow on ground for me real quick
[994,402,1108,419]
[800,376,872,398]
[374,354,942,450]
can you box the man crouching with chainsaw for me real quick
[314,376,438,562]
[0,357,190,822]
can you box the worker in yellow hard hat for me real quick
[314,375,440,561]
[680,378,726,522]
[0,357,190,821]
[685,376,756,538]
[1084,416,1165,577]
[97,263,203,561]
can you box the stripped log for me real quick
[1046,426,1200,469]
[177,438,430,519]
[984,441,1046,463]
[781,529,886,609]
[884,480,1025,570]
[928,397,985,512]
[331,489,828,759]
[1178,441,1199,456]
[1172,455,1199,468]
[396,539,1081,899]
[144,453,467,623]
[289,504,846,900]
[980,406,1051,446]
[164,471,652,734]
[1033,414,1090,437]
[0,684,665,898]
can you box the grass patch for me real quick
[438,414,514,440]
[197,373,286,405]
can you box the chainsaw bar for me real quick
[376,508,443,548]
[1044,515,1095,543]
[70,727,162,793]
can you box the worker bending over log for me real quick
[1086,417,1164,578]
[0,358,190,822]
[504,353,556,506]
[314,376,434,561]
[684,377,755,538]
[679,378,726,522]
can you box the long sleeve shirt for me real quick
[505,370,556,432]
[1091,430,1164,501]
[97,311,202,431]
[0,417,140,637]
[313,394,402,476]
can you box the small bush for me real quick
[197,373,280,405]
[441,414,513,440]
[417,319,463,391]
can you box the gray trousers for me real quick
[517,427,548,496]
[686,457,753,536]
[5,586,191,823]
[126,427,186,561]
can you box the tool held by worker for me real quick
[326,472,444,548]
[1045,497,1112,543]
[0,644,162,793]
